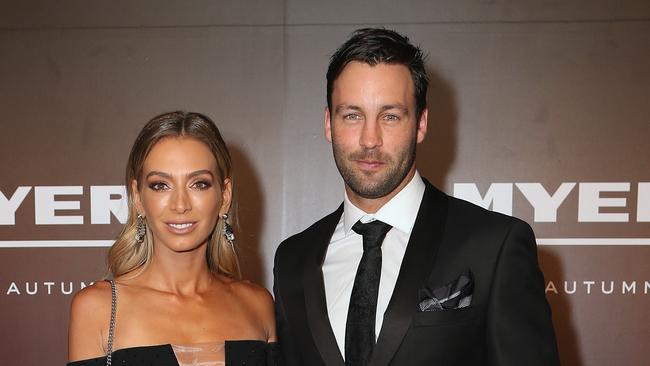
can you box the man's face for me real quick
[325,61,427,202]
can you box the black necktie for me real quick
[345,220,393,366]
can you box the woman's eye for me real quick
[148,182,169,191]
[192,181,212,190]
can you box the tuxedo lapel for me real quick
[303,205,346,366]
[371,182,448,366]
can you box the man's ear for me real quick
[131,179,144,216]
[220,178,233,216]
[416,108,428,144]
[324,107,333,143]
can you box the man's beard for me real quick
[332,138,416,199]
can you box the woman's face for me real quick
[132,136,231,254]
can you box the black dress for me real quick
[66,340,277,365]
[67,281,277,366]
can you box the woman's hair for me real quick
[107,111,240,279]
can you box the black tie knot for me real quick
[352,220,393,250]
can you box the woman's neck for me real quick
[136,244,217,296]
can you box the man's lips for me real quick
[355,160,385,170]
[165,221,198,234]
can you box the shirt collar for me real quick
[343,170,425,236]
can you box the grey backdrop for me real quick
[1,1,649,365]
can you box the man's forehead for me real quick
[331,63,416,111]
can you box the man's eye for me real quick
[192,181,212,190]
[383,114,399,121]
[343,114,362,121]
[149,182,169,191]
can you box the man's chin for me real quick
[348,180,393,199]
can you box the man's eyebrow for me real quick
[334,105,362,114]
[334,104,409,114]
[379,104,409,114]
[145,170,214,179]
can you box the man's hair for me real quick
[326,28,428,119]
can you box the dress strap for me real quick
[106,279,117,366]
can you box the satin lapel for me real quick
[371,182,448,366]
[303,205,346,366]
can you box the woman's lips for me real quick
[165,222,197,234]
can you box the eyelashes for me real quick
[147,180,212,192]
[148,182,169,192]
[192,181,212,190]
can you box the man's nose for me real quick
[359,119,382,149]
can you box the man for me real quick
[274,28,560,366]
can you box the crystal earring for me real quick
[135,214,146,244]
[222,213,235,247]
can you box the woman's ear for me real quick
[220,178,233,216]
[131,179,144,216]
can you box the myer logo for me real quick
[1,186,127,225]
[454,182,650,222]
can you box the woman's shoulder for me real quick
[68,280,114,361]
[225,278,273,307]
[220,276,276,340]
[69,280,113,332]
[70,280,113,316]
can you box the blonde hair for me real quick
[108,111,240,278]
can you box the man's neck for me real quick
[346,166,417,214]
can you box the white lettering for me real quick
[622,281,636,294]
[638,183,650,222]
[34,186,84,225]
[0,186,32,225]
[26,282,37,295]
[564,281,577,294]
[545,281,558,294]
[6,282,20,295]
[645,281,650,294]
[583,280,595,294]
[516,183,575,222]
[90,186,128,224]
[578,183,630,222]
[61,282,73,295]
[453,183,512,215]
[44,281,55,295]
[602,281,614,294]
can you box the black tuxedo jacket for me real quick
[273,180,560,366]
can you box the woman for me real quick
[68,111,276,365]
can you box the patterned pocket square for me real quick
[418,269,474,311]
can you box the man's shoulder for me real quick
[275,205,343,259]
[421,180,525,230]
[445,192,531,233]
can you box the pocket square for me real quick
[418,269,474,312]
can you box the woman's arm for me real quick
[68,281,111,361]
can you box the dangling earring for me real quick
[135,214,146,244]
[222,213,235,248]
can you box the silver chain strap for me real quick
[106,280,117,366]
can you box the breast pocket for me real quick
[412,306,480,327]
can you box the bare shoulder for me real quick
[225,278,276,341]
[70,280,112,322]
[229,279,274,310]
[68,280,112,360]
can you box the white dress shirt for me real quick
[322,171,426,359]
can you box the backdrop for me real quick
[1,1,649,365]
